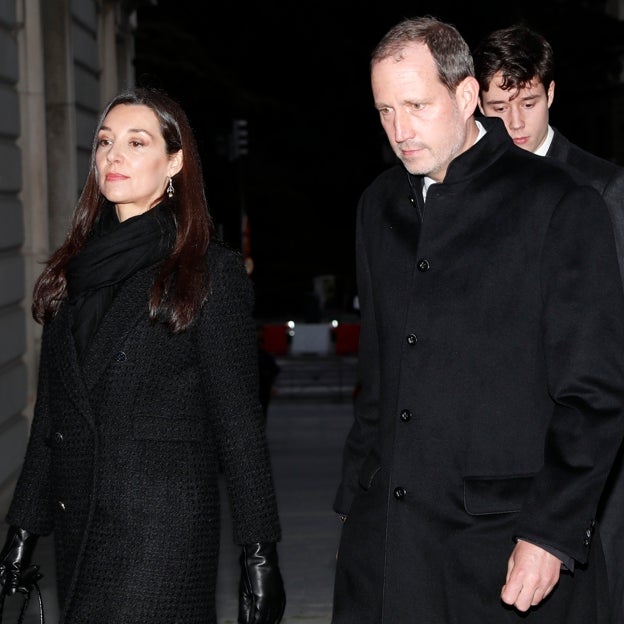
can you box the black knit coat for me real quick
[6,241,281,623]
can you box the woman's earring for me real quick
[167,177,174,198]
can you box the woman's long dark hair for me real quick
[32,87,213,332]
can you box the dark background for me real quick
[133,1,624,321]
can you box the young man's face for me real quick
[479,71,554,153]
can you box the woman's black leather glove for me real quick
[238,541,286,624]
[0,526,39,596]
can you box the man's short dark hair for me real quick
[473,24,555,94]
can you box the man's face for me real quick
[371,42,478,183]
[479,71,554,153]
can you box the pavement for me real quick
[1,354,357,623]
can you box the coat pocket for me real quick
[463,474,535,515]
[358,451,381,491]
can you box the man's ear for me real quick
[169,150,183,177]
[546,81,555,109]
[457,76,480,120]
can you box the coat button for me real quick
[417,259,430,272]
[400,409,411,422]
[406,334,418,345]
[58,500,66,512]
[114,351,127,362]
[393,486,406,500]
[54,431,64,444]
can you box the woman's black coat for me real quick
[332,117,624,624]
[6,241,281,624]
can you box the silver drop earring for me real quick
[167,177,174,198]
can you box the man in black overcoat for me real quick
[474,25,624,623]
[331,16,624,624]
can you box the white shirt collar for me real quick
[534,125,554,156]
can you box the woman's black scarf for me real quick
[66,201,175,360]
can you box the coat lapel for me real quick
[545,129,571,160]
[47,304,96,424]
[80,264,158,392]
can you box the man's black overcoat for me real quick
[332,117,624,624]
[547,127,624,624]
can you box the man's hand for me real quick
[501,539,561,612]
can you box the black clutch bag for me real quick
[0,565,45,624]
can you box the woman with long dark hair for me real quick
[0,87,285,624]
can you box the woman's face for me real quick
[95,103,182,220]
